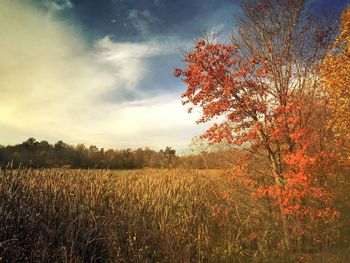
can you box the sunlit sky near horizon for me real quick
[0,0,348,152]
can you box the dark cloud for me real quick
[32,0,350,104]
[49,0,241,41]
[64,0,348,41]
[34,0,349,42]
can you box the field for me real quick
[0,168,349,263]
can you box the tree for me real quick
[321,5,350,166]
[54,140,73,167]
[162,147,177,168]
[0,138,180,169]
[175,0,337,251]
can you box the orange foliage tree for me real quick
[322,5,350,167]
[175,0,338,251]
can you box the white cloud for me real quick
[95,35,183,91]
[127,9,159,36]
[97,36,162,90]
[0,0,208,150]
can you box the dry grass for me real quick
[0,168,348,262]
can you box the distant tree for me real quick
[54,140,73,167]
[23,138,38,148]
[74,144,88,168]
[149,152,162,168]
[121,149,136,169]
[143,147,154,167]
[88,145,99,167]
[164,147,176,167]
[134,148,146,168]
[104,149,115,168]
[0,138,181,170]
[159,147,177,168]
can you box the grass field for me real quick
[0,168,348,262]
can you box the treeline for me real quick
[0,138,178,169]
[0,138,243,169]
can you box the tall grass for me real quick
[0,168,348,262]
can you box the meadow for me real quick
[0,168,348,262]
[1,0,350,262]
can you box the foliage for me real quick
[321,5,350,166]
[0,138,178,169]
[174,0,340,252]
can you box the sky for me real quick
[0,0,348,151]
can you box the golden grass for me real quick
[0,168,348,262]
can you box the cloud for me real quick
[127,9,159,36]
[43,0,73,12]
[0,0,207,150]
[96,35,169,90]
[95,35,186,98]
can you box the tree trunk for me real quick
[257,129,291,251]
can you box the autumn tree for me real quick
[175,0,337,252]
[322,5,350,166]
